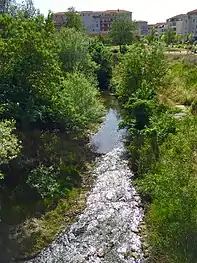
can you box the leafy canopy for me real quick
[65,7,85,32]
[109,15,136,50]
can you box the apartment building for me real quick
[166,9,197,38]
[136,21,148,36]
[148,22,166,36]
[53,9,132,34]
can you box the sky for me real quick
[34,0,197,24]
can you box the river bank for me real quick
[22,93,144,263]
[1,93,145,263]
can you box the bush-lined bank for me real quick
[113,43,197,263]
[0,7,111,260]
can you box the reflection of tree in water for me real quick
[91,95,124,154]
[101,92,119,110]
[101,91,122,120]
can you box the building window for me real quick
[193,19,195,22]
[186,20,187,23]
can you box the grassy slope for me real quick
[159,54,197,106]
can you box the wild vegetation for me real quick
[112,40,197,263]
[0,1,108,260]
[160,55,197,105]
[1,1,197,262]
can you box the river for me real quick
[26,93,144,263]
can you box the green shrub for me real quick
[114,42,197,263]
[160,59,197,105]
[54,28,96,74]
[191,99,197,114]
[138,116,197,263]
[0,14,104,134]
[89,39,112,89]
[0,120,20,178]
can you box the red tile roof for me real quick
[104,10,130,13]
[187,9,197,15]
[54,10,131,15]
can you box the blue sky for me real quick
[34,0,197,24]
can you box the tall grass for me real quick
[160,56,197,105]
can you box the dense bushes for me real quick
[0,9,106,258]
[0,119,20,179]
[138,116,197,263]
[112,43,168,174]
[0,13,104,133]
[114,42,197,263]
[89,39,112,89]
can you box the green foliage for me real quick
[162,28,176,45]
[0,13,103,133]
[138,117,197,263]
[89,39,112,89]
[0,120,20,178]
[161,59,197,105]
[113,42,168,174]
[55,27,96,74]
[2,0,39,17]
[0,8,105,259]
[191,99,197,114]
[0,13,60,127]
[27,164,81,199]
[52,72,104,133]
[109,16,136,52]
[113,43,166,102]
[65,7,85,32]
[116,41,197,263]
[145,27,158,44]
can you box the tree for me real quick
[162,28,176,45]
[65,7,85,32]
[0,13,104,133]
[146,27,158,44]
[20,0,39,18]
[109,15,136,52]
[1,0,39,17]
[175,34,182,43]
[89,39,112,89]
[54,27,96,74]
[0,119,20,179]
[187,33,194,44]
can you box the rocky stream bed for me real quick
[25,95,145,263]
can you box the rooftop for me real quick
[187,9,197,15]
[167,14,185,20]
[54,9,131,16]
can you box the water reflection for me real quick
[91,108,124,154]
[91,92,125,154]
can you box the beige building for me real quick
[148,22,166,37]
[166,9,197,38]
[53,9,132,34]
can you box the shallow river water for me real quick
[27,94,144,263]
